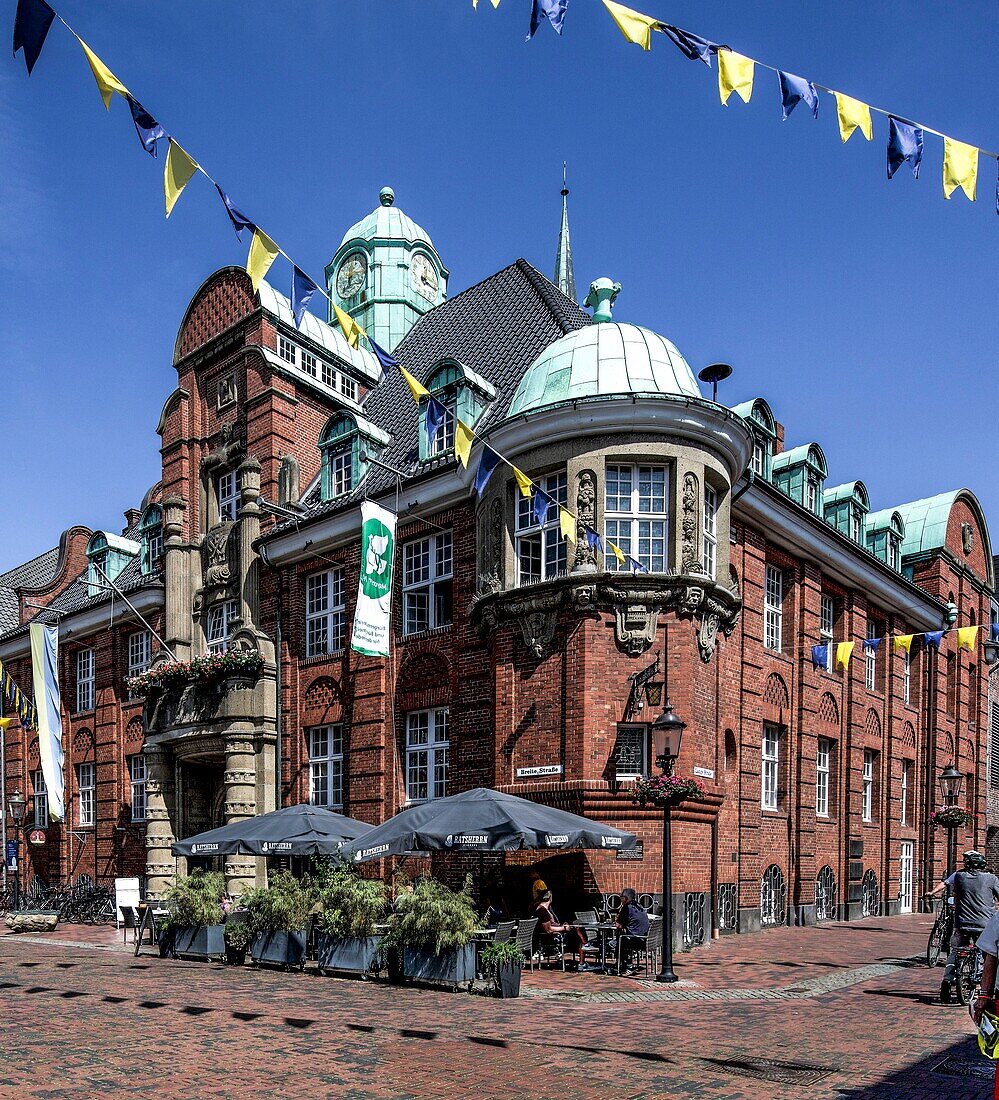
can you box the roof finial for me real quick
[379,185,395,207]
[554,163,577,303]
[585,278,621,324]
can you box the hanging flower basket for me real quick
[929,806,974,829]
[127,651,263,698]
[631,774,707,809]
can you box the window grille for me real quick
[815,866,837,921]
[682,892,706,948]
[861,870,880,916]
[716,883,737,931]
[613,724,647,780]
[760,865,787,927]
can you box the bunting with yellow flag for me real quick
[513,466,533,498]
[78,37,128,109]
[454,419,474,469]
[559,506,577,543]
[957,625,979,652]
[333,303,365,349]
[601,0,660,51]
[400,366,429,402]
[943,138,978,201]
[834,93,872,142]
[0,655,36,729]
[246,227,279,293]
[164,139,198,217]
[835,641,855,670]
[894,634,914,655]
[718,49,754,105]
[609,541,626,564]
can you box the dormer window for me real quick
[864,509,905,571]
[806,477,818,514]
[731,398,776,482]
[86,531,139,596]
[139,505,164,575]
[751,438,768,477]
[823,481,869,542]
[888,536,901,571]
[418,359,496,461]
[318,412,390,502]
[772,442,827,514]
[427,363,458,457]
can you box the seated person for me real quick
[616,888,651,975]
[534,890,587,962]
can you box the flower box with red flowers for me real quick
[631,773,707,809]
[126,651,263,698]
[929,806,974,829]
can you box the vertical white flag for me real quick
[30,623,65,821]
[350,502,397,658]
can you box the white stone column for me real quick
[223,731,258,895]
[143,746,177,898]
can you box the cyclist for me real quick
[928,850,999,1004]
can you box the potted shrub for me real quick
[479,939,524,998]
[315,866,389,977]
[163,870,226,959]
[241,871,313,970]
[386,876,478,988]
[223,916,251,966]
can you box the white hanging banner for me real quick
[29,623,65,821]
[349,501,397,658]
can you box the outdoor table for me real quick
[574,922,617,973]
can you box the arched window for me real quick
[816,866,837,920]
[139,505,163,575]
[86,531,138,595]
[320,414,359,500]
[417,358,496,461]
[760,865,787,927]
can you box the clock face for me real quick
[336,253,367,298]
[411,253,439,303]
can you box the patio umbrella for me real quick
[340,788,638,863]
[171,803,373,857]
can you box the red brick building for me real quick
[1,189,993,945]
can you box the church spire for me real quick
[554,163,577,303]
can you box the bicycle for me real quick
[955,939,984,1006]
[927,897,953,967]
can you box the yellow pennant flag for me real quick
[894,634,914,655]
[79,38,129,109]
[472,0,501,7]
[609,541,626,564]
[455,419,474,468]
[164,140,199,217]
[246,228,279,293]
[333,303,365,348]
[957,625,979,652]
[400,366,429,402]
[559,507,577,544]
[601,0,660,51]
[718,49,754,105]
[512,466,534,498]
[835,641,855,670]
[834,93,872,142]
[0,717,20,730]
[943,138,979,201]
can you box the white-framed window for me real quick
[862,750,875,822]
[217,470,240,523]
[751,437,767,477]
[865,620,878,691]
[278,335,297,364]
[614,724,648,780]
[902,651,911,705]
[605,464,669,573]
[76,648,95,712]
[338,374,359,403]
[888,537,901,571]
[703,484,718,578]
[307,724,344,810]
[428,397,456,457]
[206,599,238,653]
[762,723,780,811]
[816,738,831,818]
[127,631,152,680]
[406,708,449,804]
[403,531,453,635]
[145,526,163,570]
[321,361,337,389]
[305,569,345,657]
[129,755,147,822]
[819,594,835,671]
[850,508,862,542]
[301,350,318,378]
[329,447,352,499]
[806,477,818,514]
[900,759,912,826]
[516,471,567,585]
[33,769,47,827]
[77,762,95,827]
[764,566,783,652]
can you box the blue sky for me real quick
[2,0,998,569]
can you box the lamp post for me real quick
[650,701,686,984]
[7,790,25,911]
[938,762,965,880]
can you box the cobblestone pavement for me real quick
[0,914,991,1099]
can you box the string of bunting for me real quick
[11,0,390,362]
[808,622,999,672]
[475,0,997,209]
[0,655,37,730]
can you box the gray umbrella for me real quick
[171,803,373,857]
[340,788,638,863]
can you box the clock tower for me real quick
[326,186,449,352]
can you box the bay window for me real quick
[516,471,567,584]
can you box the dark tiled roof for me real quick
[0,546,60,633]
[277,259,590,528]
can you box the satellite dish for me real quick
[698,362,734,402]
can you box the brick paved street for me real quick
[0,915,990,1099]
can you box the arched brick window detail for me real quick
[73,727,94,756]
[900,722,916,751]
[175,270,255,360]
[763,673,789,724]
[818,692,839,728]
[125,717,144,745]
[303,676,343,726]
[397,649,452,713]
[865,709,882,744]
[724,729,737,778]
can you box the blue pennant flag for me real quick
[127,97,166,156]
[474,445,502,496]
[369,338,399,375]
[862,636,882,652]
[924,630,945,650]
[527,0,570,40]
[887,117,923,180]
[215,185,255,241]
[291,267,320,329]
[630,557,649,574]
[661,24,722,66]
[992,622,999,642]
[425,396,447,451]
[13,0,55,76]
[585,528,603,553]
[533,488,554,527]
[811,644,829,670]
[778,71,819,121]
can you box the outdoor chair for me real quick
[616,914,663,978]
[536,930,569,971]
[493,920,516,943]
[574,911,601,958]
[119,905,140,945]
[515,917,538,971]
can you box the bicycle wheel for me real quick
[956,950,979,1006]
[927,920,945,967]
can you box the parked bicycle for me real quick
[926,895,954,967]
[955,939,984,1006]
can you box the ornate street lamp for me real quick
[7,790,25,911]
[650,702,686,984]
[938,763,965,880]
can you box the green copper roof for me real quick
[771,443,827,477]
[507,321,699,417]
[866,507,905,536]
[824,481,869,509]
[339,186,434,248]
[895,492,963,558]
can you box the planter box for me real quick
[250,929,307,969]
[316,933,383,976]
[495,961,522,999]
[173,925,225,959]
[403,944,476,987]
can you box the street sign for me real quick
[5,840,17,871]
[616,842,644,862]
[515,765,563,778]
[27,828,46,846]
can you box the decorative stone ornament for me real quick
[962,522,974,555]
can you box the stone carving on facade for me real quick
[679,585,705,618]
[277,455,300,507]
[681,471,702,573]
[614,603,661,656]
[519,609,558,660]
[698,612,721,662]
[477,498,505,594]
[571,469,598,573]
[962,522,974,555]
[202,521,234,595]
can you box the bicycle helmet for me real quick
[964,850,987,870]
[980,1007,999,1059]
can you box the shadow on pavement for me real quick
[836,1035,992,1100]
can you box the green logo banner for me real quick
[350,501,397,658]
